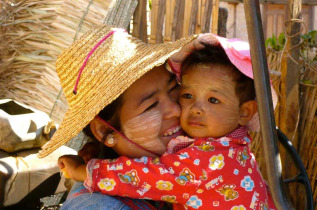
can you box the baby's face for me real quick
[179,64,242,138]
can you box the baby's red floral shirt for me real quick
[85,128,275,210]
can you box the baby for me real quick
[60,35,276,210]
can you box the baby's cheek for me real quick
[179,108,189,125]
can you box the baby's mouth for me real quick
[162,125,182,137]
[187,119,204,127]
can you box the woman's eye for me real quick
[182,93,193,99]
[143,101,158,112]
[169,83,179,93]
[208,97,219,104]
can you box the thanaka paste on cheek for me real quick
[180,65,242,138]
[122,110,165,154]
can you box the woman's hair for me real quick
[83,96,123,159]
[181,44,255,105]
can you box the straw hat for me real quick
[38,24,196,158]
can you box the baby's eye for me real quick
[182,93,193,99]
[208,97,219,104]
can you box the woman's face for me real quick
[113,65,183,158]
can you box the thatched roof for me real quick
[0,0,137,123]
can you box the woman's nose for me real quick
[163,97,181,119]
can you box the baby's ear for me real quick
[238,100,258,126]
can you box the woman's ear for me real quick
[238,100,258,126]
[90,117,110,143]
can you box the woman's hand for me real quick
[58,155,87,182]
[78,142,100,163]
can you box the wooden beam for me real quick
[156,0,166,43]
[132,0,147,43]
[217,7,228,37]
[189,0,199,35]
[280,0,301,147]
[279,0,301,206]
[172,0,185,40]
[211,0,220,34]
[202,0,213,33]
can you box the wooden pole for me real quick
[202,0,213,33]
[217,7,228,37]
[279,0,302,207]
[156,0,166,43]
[211,0,219,34]
[188,0,199,35]
[132,0,148,43]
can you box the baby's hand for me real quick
[78,142,100,163]
[58,155,87,181]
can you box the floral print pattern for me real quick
[240,175,255,191]
[209,154,225,170]
[156,180,173,190]
[97,178,116,191]
[186,195,202,209]
[231,205,246,210]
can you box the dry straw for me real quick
[0,0,64,121]
[0,0,137,123]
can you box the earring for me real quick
[106,133,115,146]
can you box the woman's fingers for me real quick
[196,33,220,47]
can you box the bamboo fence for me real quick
[148,0,214,44]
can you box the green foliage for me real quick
[148,0,152,10]
[265,32,285,51]
[300,30,317,48]
[265,31,317,62]
[301,30,317,62]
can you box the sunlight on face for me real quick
[179,64,241,138]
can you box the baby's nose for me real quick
[190,103,204,115]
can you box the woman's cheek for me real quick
[122,110,166,154]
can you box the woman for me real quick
[38,24,196,209]
[60,64,184,210]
